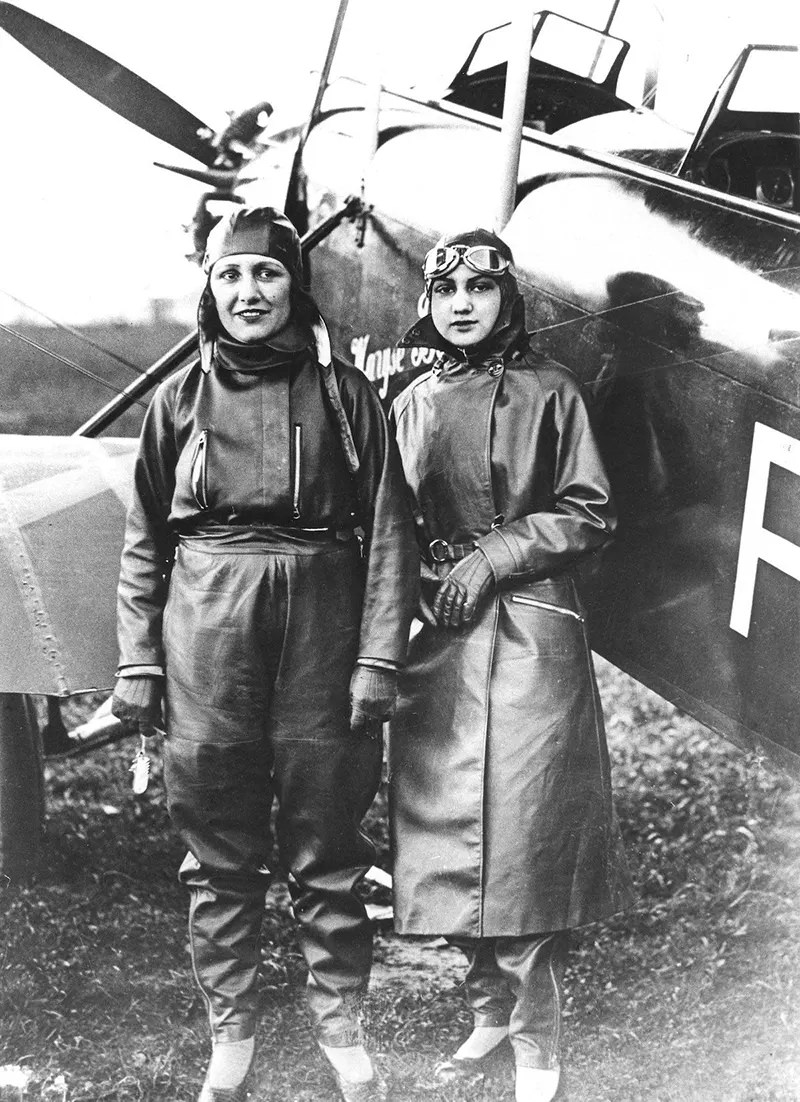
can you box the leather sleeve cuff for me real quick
[116,665,165,678]
[475,528,517,579]
[356,658,402,672]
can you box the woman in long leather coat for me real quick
[111,207,417,1102]
[390,228,630,1102]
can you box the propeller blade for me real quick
[0,3,216,165]
[154,162,256,190]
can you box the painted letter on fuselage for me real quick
[730,422,800,637]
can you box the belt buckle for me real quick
[429,538,449,563]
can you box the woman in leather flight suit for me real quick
[390,228,631,1102]
[112,207,417,1102]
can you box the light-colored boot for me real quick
[197,1082,248,1102]
[197,1037,254,1102]
[434,1026,511,1083]
[515,1065,561,1102]
[319,1043,389,1102]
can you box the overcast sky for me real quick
[0,1,540,323]
[0,0,795,324]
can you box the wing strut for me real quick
[285,0,350,230]
[494,4,537,230]
[296,0,350,163]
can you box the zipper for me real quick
[189,430,209,510]
[510,594,584,622]
[292,423,302,522]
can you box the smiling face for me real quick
[429,263,503,348]
[209,253,292,343]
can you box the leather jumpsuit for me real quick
[117,328,417,1045]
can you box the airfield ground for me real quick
[1,660,799,1101]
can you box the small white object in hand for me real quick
[129,734,151,795]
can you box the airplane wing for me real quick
[0,435,135,695]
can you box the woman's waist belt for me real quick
[422,514,504,563]
[179,523,356,553]
[425,538,476,563]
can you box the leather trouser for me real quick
[161,529,382,1046]
[449,933,568,1068]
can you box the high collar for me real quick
[214,319,312,374]
[197,278,332,374]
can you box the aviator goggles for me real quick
[423,244,510,281]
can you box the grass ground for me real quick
[1,660,799,1101]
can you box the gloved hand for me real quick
[349,663,398,737]
[433,547,495,629]
[111,675,163,736]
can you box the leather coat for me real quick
[389,312,631,937]
[117,327,417,670]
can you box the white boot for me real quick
[318,1043,388,1102]
[453,1025,509,1061]
[197,1036,255,1102]
[319,1043,374,1084]
[515,1065,560,1102]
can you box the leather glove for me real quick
[349,663,398,737]
[111,675,163,736]
[433,547,495,629]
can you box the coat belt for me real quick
[427,538,475,563]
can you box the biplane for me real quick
[1,0,799,882]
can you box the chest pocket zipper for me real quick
[510,594,584,622]
[190,431,209,510]
[293,423,302,522]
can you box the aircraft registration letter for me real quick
[730,422,800,637]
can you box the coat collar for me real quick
[397,285,529,369]
[198,297,333,375]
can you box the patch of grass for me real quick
[2,664,800,1100]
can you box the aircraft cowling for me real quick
[0,435,137,695]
